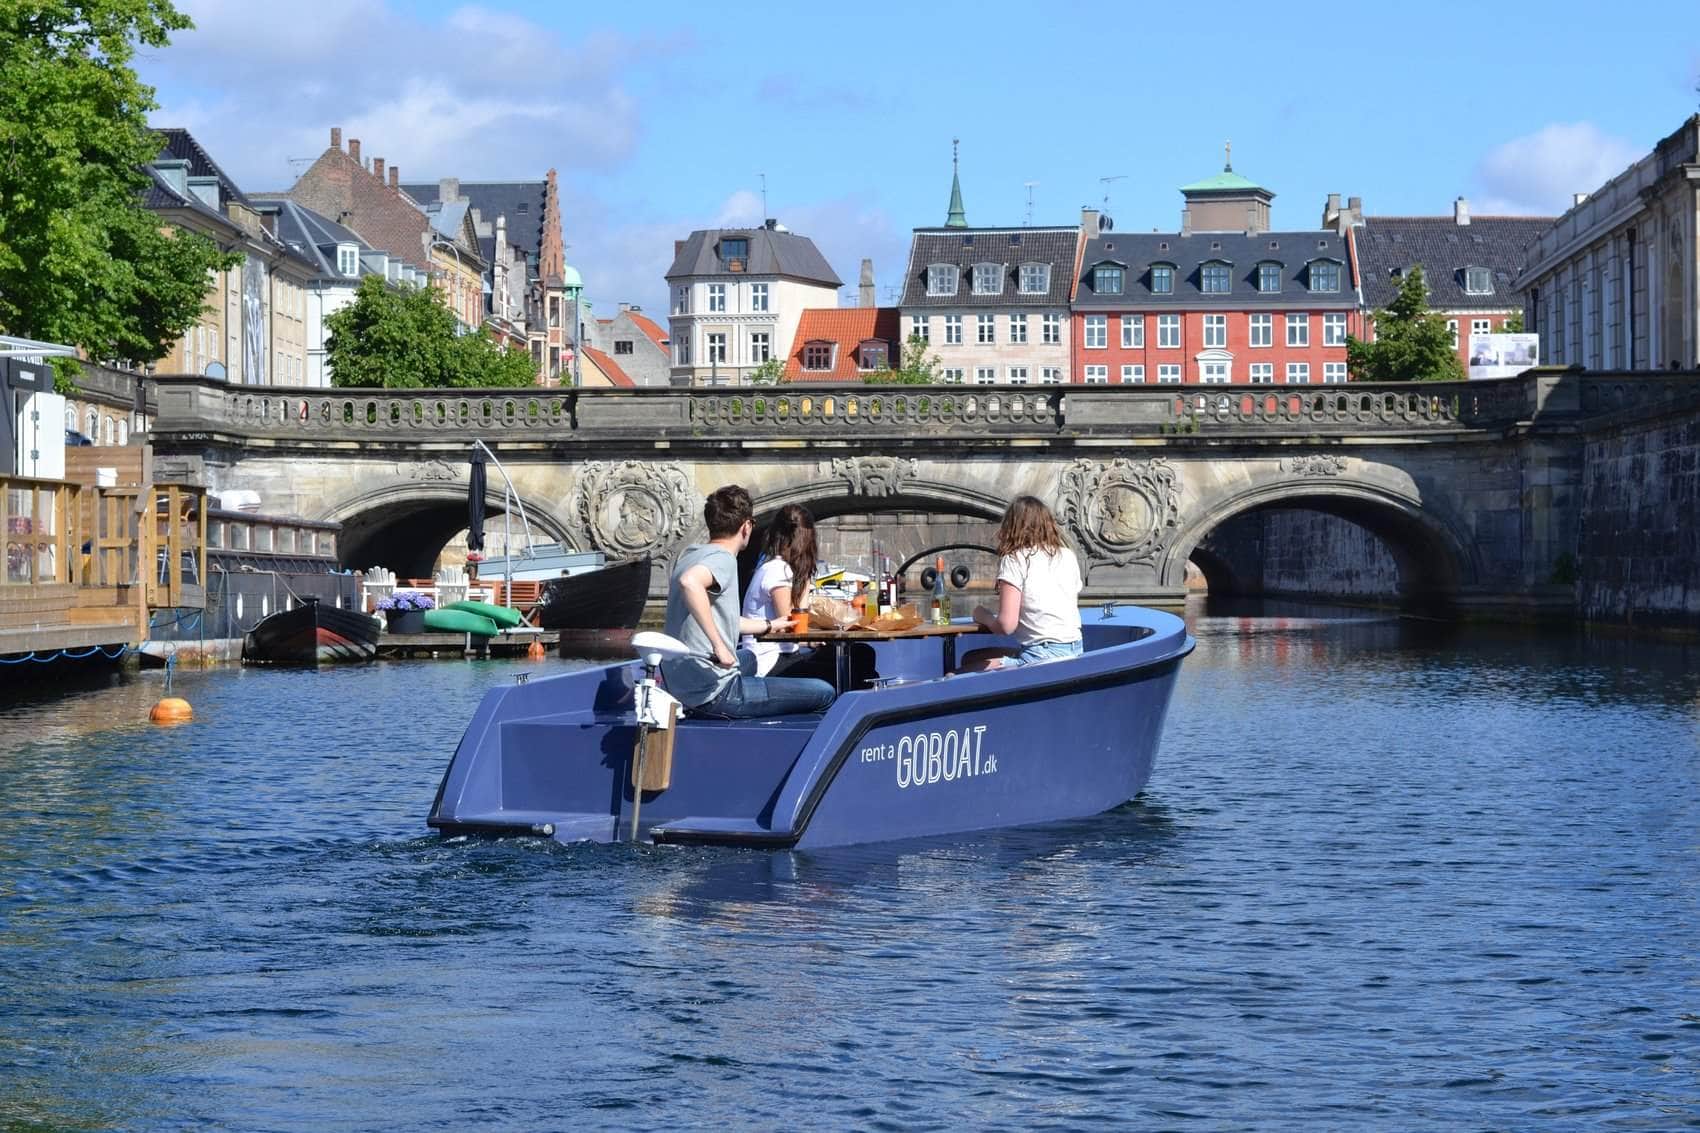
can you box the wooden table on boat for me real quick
[758,622,987,692]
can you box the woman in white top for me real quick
[739,504,818,676]
[960,495,1083,672]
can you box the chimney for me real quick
[372,157,385,182]
[330,126,342,150]
[674,239,686,257]
[764,218,778,230]
[1571,192,1589,207]
[1080,206,1100,238]
[1180,206,1193,237]
[618,302,631,313]
[1323,192,1342,228]
[1244,203,1263,237]
[389,166,399,189]
[1454,196,1470,226]
[348,138,361,163]
[440,177,460,203]
[859,258,875,307]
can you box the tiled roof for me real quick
[582,344,635,387]
[287,146,434,270]
[153,127,254,209]
[250,196,379,283]
[899,227,1079,308]
[140,165,233,231]
[666,227,841,287]
[1356,215,1553,311]
[401,181,548,261]
[1072,229,1358,311]
[626,310,669,348]
[782,307,901,382]
[1179,167,1267,195]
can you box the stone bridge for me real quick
[147,370,1700,620]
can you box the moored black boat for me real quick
[536,557,652,630]
[241,598,379,666]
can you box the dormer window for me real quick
[802,341,835,371]
[857,340,889,371]
[926,264,959,297]
[1200,261,1232,294]
[1463,266,1493,295]
[1309,260,1342,292]
[1018,262,1050,294]
[336,244,359,276]
[1092,262,1125,295]
[719,237,749,272]
[1257,262,1282,293]
[971,263,1003,295]
[1150,263,1175,294]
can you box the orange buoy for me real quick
[526,639,546,660]
[149,697,193,724]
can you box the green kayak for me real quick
[423,609,499,636]
[445,599,524,629]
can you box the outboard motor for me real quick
[627,631,688,839]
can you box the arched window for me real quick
[64,405,77,431]
[86,408,99,439]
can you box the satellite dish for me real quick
[1101,215,1115,232]
[204,361,227,380]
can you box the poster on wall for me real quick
[1468,333,1539,379]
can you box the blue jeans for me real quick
[1005,639,1083,668]
[692,649,835,719]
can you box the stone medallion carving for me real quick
[832,455,918,497]
[1286,455,1348,477]
[408,459,460,482]
[1058,458,1180,567]
[568,461,696,559]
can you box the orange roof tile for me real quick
[626,311,669,348]
[782,307,902,382]
[582,344,636,388]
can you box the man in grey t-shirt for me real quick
[661,485,834,718]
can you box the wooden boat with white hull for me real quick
[241,598,379,666]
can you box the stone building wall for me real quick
[1198,509,1401,601]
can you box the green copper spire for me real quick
[945,138,967,228]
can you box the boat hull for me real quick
[242,602,379,666]
[535,558,652,630]
[428,606,1193,849]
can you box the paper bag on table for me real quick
[868,603,922,632]
[806,595,861,630]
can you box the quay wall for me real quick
[1199,510,1401,602]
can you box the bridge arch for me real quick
[320,482,573,577]
[1161,476,1481,604]
[750,475,1009,526]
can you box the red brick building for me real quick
[1071,163,1364,385]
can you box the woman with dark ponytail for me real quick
[739,504,818,676]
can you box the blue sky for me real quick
[144,0,1699,316]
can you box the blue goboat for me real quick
[427,605,1193,849]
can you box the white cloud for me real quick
[1471,122,1642,215]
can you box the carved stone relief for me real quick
[1057,458,1180,567]
[832,455,918,497]
[568,461,696,559]
[1286,455,1348,477]
[407,459,461,482]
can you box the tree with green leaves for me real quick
[325,275,538,388]
[0,1,240,385]
[748,357,784,385]
[865,333,941,385]
[1345,264,1466,382]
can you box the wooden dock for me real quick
[375,627,639,661]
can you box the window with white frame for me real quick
[1323,312,1347,346]
[1258,262,1281,293]
[1042,314,1062,344]
[927,264,959,296]
[707,332,727,362]
[941,367,965,383]
[1286,314,1309,347]
[802,341,833,370]
[336,244,359,276]
[977,314,995,343]
[1471,318,1492,338]
[1040,367,1063,384]
[1158,314,1180,348]
[1122,316,1142,348]
[1203,314,1227,348]
[1084,315,1107,348]
[750,283,769,312]
[1464,266,1492,295]
[911,315,929,343]
[1446,319,1459,347]
[1157,364,1182,384]
[1006,366,1029,384]
[1151,264,1175,294]
[1019,263,1050,294]
[1008,313,1027,343]
[750,332,770,363]
[1199,360,1230,384]
[1249,312,1272,347]
[1309,261,1342,292]
[707,283,726,312]
[1094,264,1124,294]
[1249,362,1274,384]
[1083,365,1109,384]
[944,315,963,344]
[1286,362,1310,384]
[972,263,1003,295]
[676,337,691,365]
[858,340,888,371]
[1201,261,1231,293]
[1323,362,1348,383]
[974,366,997,384]
[1122,364,1145,384]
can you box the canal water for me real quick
[1,600,1696,1131]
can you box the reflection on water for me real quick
[1,599,1697,1130]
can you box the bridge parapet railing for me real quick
[690,388,1063,433]
[1152,380,1531,433]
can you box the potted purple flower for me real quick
[377,590,436,634]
